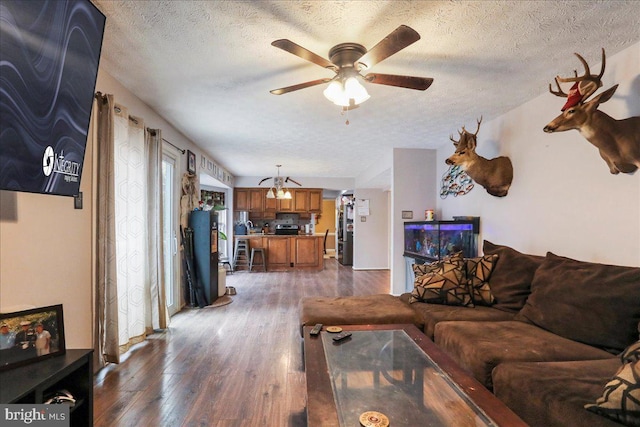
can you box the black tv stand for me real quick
[0,349,93,426]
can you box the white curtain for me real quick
[113,105,148,350]
[94,93,168,366]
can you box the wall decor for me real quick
[440,165,474,199]
[544,49,640,174]
[0,304,66,371]
[201,155,206,169]
[445,117,513,197]
[187,150,196,174]
[402,210,413,219]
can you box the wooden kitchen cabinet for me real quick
[264,190,277,213]
[234,188,250,211]
[308,189,322,213]
[248,189,264,212]
[293,189,308,212]
[277,195,294,212]
[292,236,322,268]
[234,187,323,216]
[266,237,291,270]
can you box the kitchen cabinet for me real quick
[308,189,322,213]
[249,189,264,212]
[234,189,249,211]
[233,188,323,217]
[235,235,324,272]
[293,189,308,212]
[265,237,291,270]
[264,190,277,213]
[277,196,294,212]
[292,236,322,267]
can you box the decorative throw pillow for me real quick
[410,256,473,307]
[621,340,640,364]
[413,252,464,277]
[585,360,640,427]
[465,254,499,306]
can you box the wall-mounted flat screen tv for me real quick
[0,0,106,196]
[404,219,480,261]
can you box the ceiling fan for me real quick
[269,25,433,108]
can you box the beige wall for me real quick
[316,200,336,251]
[0,140,94,349]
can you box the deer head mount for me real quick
[543,48,640,174]
[445,117,513,197]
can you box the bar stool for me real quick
[233,240,249,271]
[249,247,266,272]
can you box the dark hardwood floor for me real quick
[93,259,390,426]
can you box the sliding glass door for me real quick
[162,152,180,316]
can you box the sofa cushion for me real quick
[298,294,419,336]
[482,241,545,313]
[466,254,499,306]
[493,358,623,427]
[515,252,640,352]
[585,360,640,427]
[434,320,615,390]
[399,293,514,339]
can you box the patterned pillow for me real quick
[466,254,499,306]
[585,360,640,426]
[413,252,464,277]
[621,340,640,364]
[410,256,473,307]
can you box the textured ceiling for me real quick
[93,0,640,186]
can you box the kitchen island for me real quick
[235,234,324,272]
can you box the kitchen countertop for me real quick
[235,233,321,238]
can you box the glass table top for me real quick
[321,329,498,427]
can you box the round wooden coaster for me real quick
[359,411,389,427]
[326,326,342,333]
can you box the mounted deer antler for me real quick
[544,49,640,174]
[446,117,513,197]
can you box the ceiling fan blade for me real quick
[270,78,332,95]
[364,73,433,90]
[258,177,272,185]
[272,39,337,70]
[357,25,421,70]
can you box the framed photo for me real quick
[402,210,414,219]
[187,150,196,174]
[0,304,66,371]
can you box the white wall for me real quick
[437,43,640,267]
[391,148,438,294]
[353,188,389,270]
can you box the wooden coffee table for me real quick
[304,324,527,427]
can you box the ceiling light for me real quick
[260,165,298,200]
[323,72,370,107]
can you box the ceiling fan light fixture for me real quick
[266,188,276,198]
[323,75,369,107]
[323,80,344,105]
[345,76,370,104]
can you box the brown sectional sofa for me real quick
[299,241,640,427]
